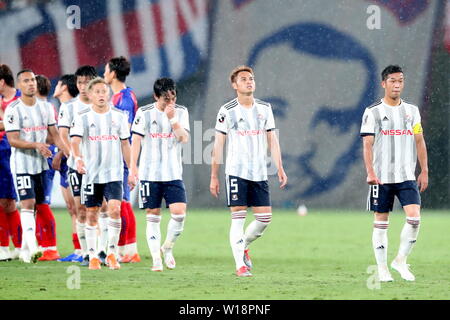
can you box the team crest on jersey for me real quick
[257,113,264,120]
[134,116,140,125]
[7,114,14,123]
[59,110,64,119]
[20,189,26,196]
[232,194,238,201]
[218,113,226,123]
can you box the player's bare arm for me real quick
[6,131,51,158]
[48,125,70,157]
[415,133,428,192]
[210,131,226,198]
[128,133,142,190]
[267,130,288,189]
[362,135,381,185]
[121,139,131,174]
[165,104,189,143]
[70,136,86,174]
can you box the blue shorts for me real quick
[0,147,17,200]
[15,172,47,204]
[139,180,187,209]
[42,170,55,204]
[82,181,123,208]
[225,175,271,207]
[46,146,69,188]
[123,164,130,201]
[367,180,421,213]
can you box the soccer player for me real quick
[58,65,96,266]
[4,69,69,263]
[210,65,288,277]
[0,64,22,261]
[360,65,428,282]
[104,56,140,263]
[33,74,63,261]
[51,74,83,262]
[128,78,190,272]
[70,77,131,270]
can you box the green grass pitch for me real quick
[1,208,449,300]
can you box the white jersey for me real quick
[131,103,190,182]
[58,97,91,169]
[360,99,423,184]
[70,106,130,184]
[4,98,56,174]
[215,98,275,182]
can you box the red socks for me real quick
[35,204,57,248]
[118,201,129,246]
[125,202,137,244]
[0,207,9,247]
[72,233,81,250]
[0,207,22,248]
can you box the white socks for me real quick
[107,218,121,256]
[76,220,87,256]
[163,214,186,250]
[98,212,109,253]
[372,217,421,267]
[230,211,247,270]
[85,224,97,260]
[244,213,272,249]
[146,214,162,262]
[396,217,421,263]
[20,209,37,254]
[372,221,389,267]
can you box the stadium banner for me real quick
[0,0,209,98]
[193,0,440,209]
[0,0,210,207]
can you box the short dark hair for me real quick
[17,69,34,80]
[59,74,79,98]
[75,65,98,80]
[0,64,15,87]
[381,65,403,81]
[108,56,131,82]
[153,78,176,98]
[35,75,51,97]
[230,65,254,84]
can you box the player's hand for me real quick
[210,176,220,198]
[52,150,63,171]
[165,103,176,120]
[128,170,138,191]
[417,171,428,192]
[35,143,52,158]
[367,172,382,185]
[76,158,86,175]
[278,168,288,189]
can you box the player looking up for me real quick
[210,65,288,277]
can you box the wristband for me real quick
[169,117,178,125]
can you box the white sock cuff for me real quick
[146,214,161,223]
[171,213,185,222]
[99,212,109,219]
[373,220,389,228]
[231,210,247,219]
[108,218,121,229]
[254,213,272,223]
[21,209,34,215]
[76,220,86,227]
